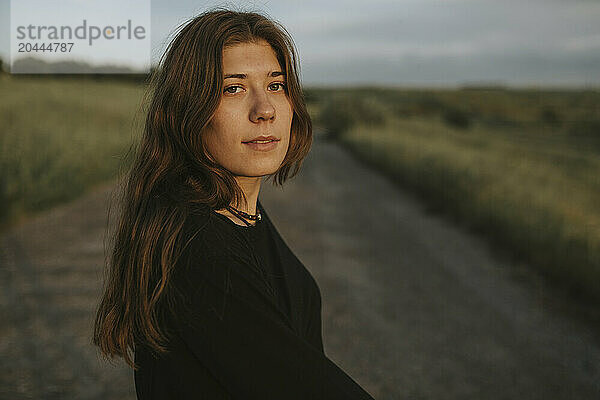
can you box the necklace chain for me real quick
[225,205,262,226]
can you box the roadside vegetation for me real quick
[307,86,600,303]
[2,71,598,303]
[0,74,145,229]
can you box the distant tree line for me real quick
[0,55,157,83]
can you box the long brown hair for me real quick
[92,6,312,370]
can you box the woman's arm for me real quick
[173,226,375,400]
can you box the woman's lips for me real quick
[242,139,280,151]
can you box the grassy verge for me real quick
[335,114,600,302]
[0,75,145,230]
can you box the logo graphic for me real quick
[10,0,151,74]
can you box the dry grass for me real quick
[337,114,600,301]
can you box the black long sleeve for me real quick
[134,204,374,399]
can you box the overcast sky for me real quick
[2,0,600,87]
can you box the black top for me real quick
[222,202,292,318]
[133,199,375,399]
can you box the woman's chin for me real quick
[253,168,280,177]
[249,160,285,177]
[233,166,281,178]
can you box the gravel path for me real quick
[261,133,600,399]
[0,181,134,399]
[1,131,599,399]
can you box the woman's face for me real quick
[202,39,293,177]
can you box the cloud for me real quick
[3,0,600,85]
[286,0,600,85]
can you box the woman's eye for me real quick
[269,82,286,91]
[224,83,285,95]
[224,85,242,94]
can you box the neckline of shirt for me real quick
[210,201,265,230]
[211,210,263,229]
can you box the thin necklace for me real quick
[225,204,262,226]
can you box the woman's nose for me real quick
[249,90,275,122]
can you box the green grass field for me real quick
[0,75,145,228]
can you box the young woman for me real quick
[93,8,375,399]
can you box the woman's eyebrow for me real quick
[224,71,286,79]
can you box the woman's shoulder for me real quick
[178,202,258,274]
[178,203,212,250]
[174,203,281,309]
[182,203,242,248]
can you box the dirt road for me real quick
[1,132,599,399]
